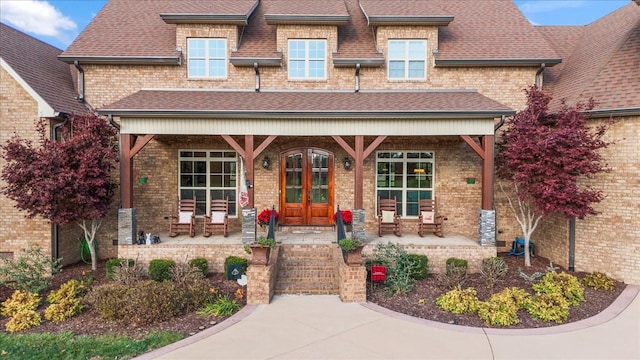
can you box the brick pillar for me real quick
[242,208,257,245]
[478,209,496,246]
[118,208,136,245]
[351,209,366,242]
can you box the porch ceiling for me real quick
[99,89,514,136]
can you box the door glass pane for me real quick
[285,153,303,203]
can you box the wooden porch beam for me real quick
[330,136,356,158]
[354,136,364,209]
[221,135,245,158]
[253,135,277,158]
[461,135,485,160]
[481,135,494,210]
[120,134,134,209]
[129,134,154,157]
[244,135,255,208]
[362,136,387,158]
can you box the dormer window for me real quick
[388,40,426,80]
[288,39,327,80]
[187,38,227,79]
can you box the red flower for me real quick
[333,209,353,225]
[257,208,280,227]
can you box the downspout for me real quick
[73,60,85,101]
[569,217,576,271]
[108,114,120,130]
[254,62,260,92]
[535,63,546,89]
[50,113,70,260]
[354,63,361,93]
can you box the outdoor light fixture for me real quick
[262,156,271,170]
[343,157,352,170]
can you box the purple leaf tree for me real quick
[496,86,612,266]
[2,113,118,270]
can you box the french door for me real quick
[280,148,334,225]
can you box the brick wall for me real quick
[529,117,640,284]
[335,246,367,302]
[246,246,280,305]
[0,67,52,258]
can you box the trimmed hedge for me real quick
[407,254,429,280]
[189,258,208,277]
[148,259,176,282]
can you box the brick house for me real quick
[1,1,638,285]
[0,23,88,265]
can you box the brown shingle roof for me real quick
[264,0,349,24]
[62,0,557,66]
[540,3,640,112]
[359,0,453,25]
[0,23,86,115]
[98,89,513,118]
[434,0,559,65]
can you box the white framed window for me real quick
[187,38,227,78]
[387,40,426,80]
[288,39,327,80]
[376,151,434,217]
[179,150,237,216]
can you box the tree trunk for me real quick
[79,219,102,271]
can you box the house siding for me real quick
[0,67,52,259]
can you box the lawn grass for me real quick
[0,330,183,360]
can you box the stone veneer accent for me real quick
[242,208,257,245]
[247,246,280,305]
[351,209,366,242]
[118,208,137,245]
[478,209,496,246]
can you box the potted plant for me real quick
[333,209,353,231]
[248,236,276,265]
[339,238,365,265]
[257,208,280,228]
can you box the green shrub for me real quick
[189,258,209,277]
[5,310,41,332]
[224,256,248,279]
[148,259,176,282]
[439,262,468,289]
[582,272,615,290]
[1,290,41,318]
[524,292,570,323]
[480,257,508,289]
[370,242,415,295]
[446,257,468,270]
[533,272,585,306]
[170,262,214,313]
[197,295,241,317]
[0,245,61,294]
[85,280,179,326]
[407,254,429,280]
[338,238,362,252]
[436,285,480,314]
[477,287,529,326]
[106,258,134,281]
[44,279,86,322]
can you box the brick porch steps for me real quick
[275,244,338,295]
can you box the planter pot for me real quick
[249,244,271,265]
[342,244,365,265]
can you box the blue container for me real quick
[509,237,535,257]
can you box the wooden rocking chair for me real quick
[377,196,402,237]
[418,198,444,237]
[168,197,196,237]
[203,197,229,237]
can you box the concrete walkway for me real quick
[136,285,640,360]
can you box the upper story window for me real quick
[187,38,227,79]
[388,40,426,80]
[288,39,326,80]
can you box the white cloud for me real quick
[518,0,587,14]
[0,0,77,45]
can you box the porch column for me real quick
[461,135,494,210]
[245,135,255,208]
[120,134,134,208]
[354,136,364,209]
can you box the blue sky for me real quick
[0,0,633,50]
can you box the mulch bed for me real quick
[1,253,626,336]
[367,253,626,328]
